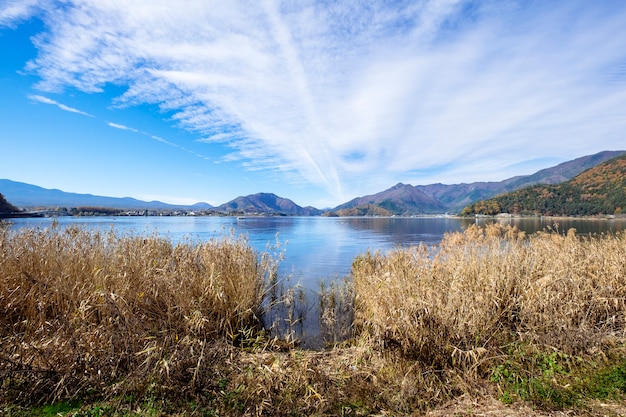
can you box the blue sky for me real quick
[1,1,625,208]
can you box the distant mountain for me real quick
[461,154,626,216]
[329,150,626,216]
[3,150,624,217]
[0,179,314,216]
[217,193,322,216]
[413,150,626,213]
[333,182,447,215]
[0,179,213,210]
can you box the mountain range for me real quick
[2,150,625,216]
[461,153,626,216]
[328,150,626,215]
[0,179,213,211]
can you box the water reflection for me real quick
[475,216,626,235]
[336,217,472,246]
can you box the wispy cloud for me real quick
[106,121,211,161]
[0,0,42,27]
[6,1,626,201]
[107,122,138,132]
[28,94,91,116]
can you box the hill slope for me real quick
[333,183,447,215]
[0,193,21,216]
[461,154,626,216]
[217,193,322,216]
[414,150,626,212]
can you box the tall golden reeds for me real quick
[352,223,626,369]
[0,222,275,403]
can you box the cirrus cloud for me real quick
[5,0,626,202]
[28,94,92,116]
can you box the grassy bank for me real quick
[2,222,626,416]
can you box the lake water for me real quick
[6,215,626,347]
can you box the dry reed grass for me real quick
[352,223,626,368]
[3,221,626,415]
[0,222,275,404]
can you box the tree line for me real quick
[0,193,20,216]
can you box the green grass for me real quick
[490,345,626,410]
[489,343,580,408]
[583,359,626,400]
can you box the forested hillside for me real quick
[461,154,626,216]
[0,193,20,216]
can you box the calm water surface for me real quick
[7,215,626,347]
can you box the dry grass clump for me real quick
[225,342,466,416]
[352,223,626,368]
[349,223,626,412]
[0,222,275,404]
[518,226,626,350]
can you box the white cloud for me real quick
[107,121,138,132]
[28,94,92,116]
[0,0,43,27]
[7,1,626,201]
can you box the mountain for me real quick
[499,151,626,190]
[0,179,315,216]
[333,182,447,215]
[217,193,322,216]
[461,154,626,216]
[0,179,213,210]
[413,150,626,212]
[330,150,626,216]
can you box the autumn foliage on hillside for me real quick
[462,155,626,216]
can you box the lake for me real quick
[6,215,626,347]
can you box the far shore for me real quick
[4,205,626,220]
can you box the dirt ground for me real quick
[424,395,626,417]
